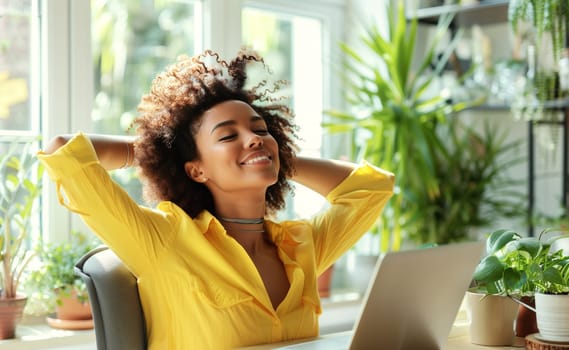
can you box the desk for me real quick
[238,294,528,350]
[238,324,526,349]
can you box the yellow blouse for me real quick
[38,133,394,350]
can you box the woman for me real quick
[38,49,394,349]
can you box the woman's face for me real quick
[185,100,280,193]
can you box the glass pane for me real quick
[242,7,323,155]
[0,138,42,247]
[242,8,294,95]
[91,0,200,203]
[91,0,199,135]
[242,7,325,219]
[0,0,33,131]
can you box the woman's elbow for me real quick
[44,135,70,154]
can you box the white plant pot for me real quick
[535,293,569,342]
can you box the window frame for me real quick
[40,0,93,242]
[243,0,346,112]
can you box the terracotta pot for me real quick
[465,291,519,346]
[515,296,538,337]
[317,265,334,298]
[0,294,27,339]
[55,290,92,321]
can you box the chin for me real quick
[259,175,279,188]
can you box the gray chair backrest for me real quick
[75,246,147,350]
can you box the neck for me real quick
[212,192,266,223]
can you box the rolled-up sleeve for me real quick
[311,161,394,273]
[37,133,176,275]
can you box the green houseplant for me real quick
[472,228,569,297]
[324,0,523,251]
[493,227,569,342]
[471,228,569,340]
[509,0,569,119]
[27,230,100,325]
[509,0,567,52]
[0,139,43,338]
[413,120,526,245]
[468,229,542,343]
[324,0,468,252]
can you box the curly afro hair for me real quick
[132,49,299,218]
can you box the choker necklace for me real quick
[220,217,264,225]
[227,227,265,233]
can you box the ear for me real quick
[184,161,208,183]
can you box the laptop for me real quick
[277,240,485,350]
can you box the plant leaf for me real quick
[473,255,504,283]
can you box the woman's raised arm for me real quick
[290,156,357,197]
[44,134,136,171]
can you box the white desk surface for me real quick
[238,325,526,349]
[238,294,527,350]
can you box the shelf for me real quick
[409,0,509,26]
[457,97,569,113]
[540,97,569,110]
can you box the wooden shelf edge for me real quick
[407,0,509,26]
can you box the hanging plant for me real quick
[509,0,568,116]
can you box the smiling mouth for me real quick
[241,155,272,165]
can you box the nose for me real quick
[247,133,263,148]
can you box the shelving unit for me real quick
[475,102,569,236]
[528,107,568,236]
[410,0,509,26]
[408,0,569,236]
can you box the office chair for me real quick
[74,246,147,350]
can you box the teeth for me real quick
[243,156,270,165]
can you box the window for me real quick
[0,0,42,242]
[36,0,345,240]
[91,0,202,202]
[91,0,201,136]
[242,7,323,158]
[0,0,38,135]
[242,2,342,219]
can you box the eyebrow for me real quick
[210,115,264,134]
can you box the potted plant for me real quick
[522,230,569,342]
[27,230,100,329]
[468,229,537,345]
[324,0,523,252]
[324,0,467,252]
[0,140,43,339]
[471,228,569,342]
[413,120,526,246]
[472,228,569,296]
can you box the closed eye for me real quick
[218,129,267,142]
[218,134,237,142]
